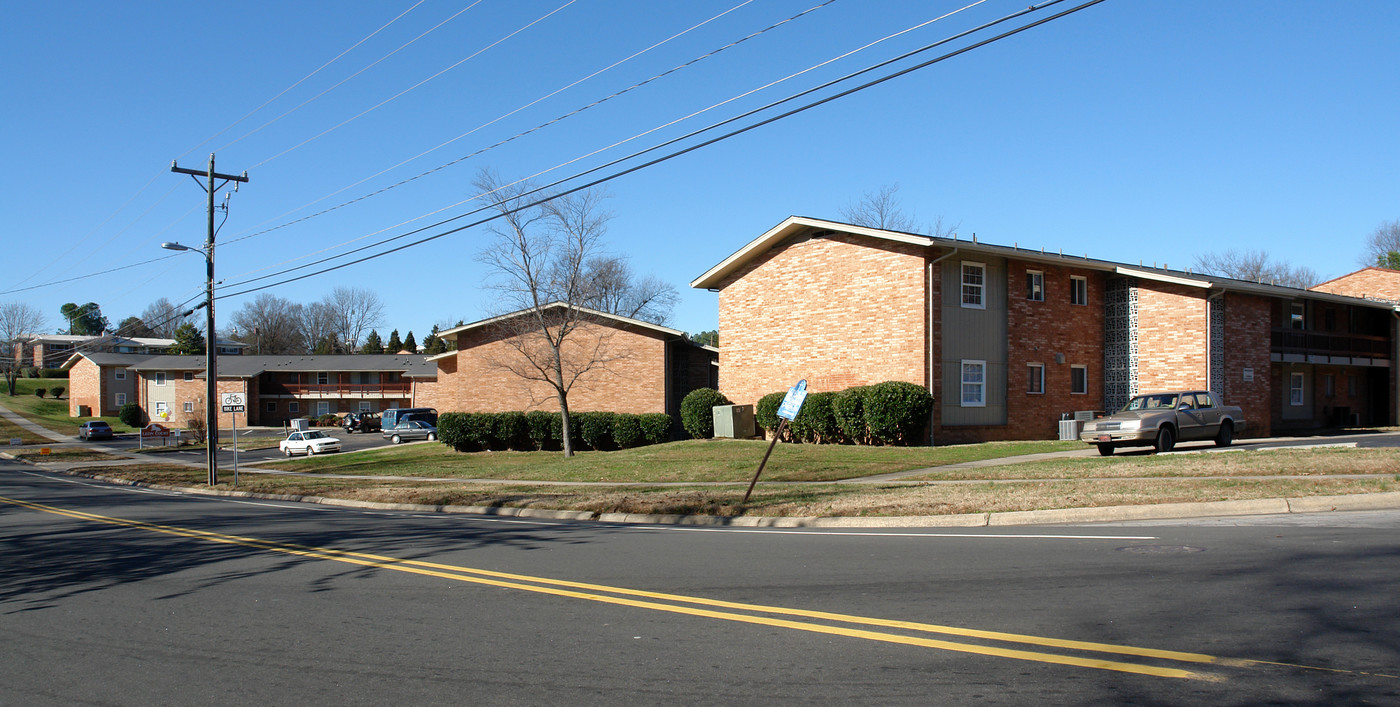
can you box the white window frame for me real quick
[960,360,987,407]
[1026,270,1044,302]
[961,262,986,309]
[317,401,330,416]
[1289,372,1305,406]
[1070,365,1088,395]
[115,392,127,407]
[183,401,194,413]
[317,372,330,385]
[154,372,166,386]
[1070,276,1088,306]
[1027,363,1044,394]
[154,401,169,419]
[358,401,373,412]
[114,369,126,381]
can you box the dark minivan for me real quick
[381,407,437,429]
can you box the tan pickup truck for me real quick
[1079,390,1246,456]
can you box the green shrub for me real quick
[680,388,731,439]
[833,386,868,444]
[863,381,934,445]
[755,391,785,436]
[39,368,68,379]
[34,388,47,399]
[639,413,672,446]
[119,402,144,428]
[464,413,498,450]
[437,413,475,451]
[492,411,527,450]
[22,367,39,379]
[525,410,561,450]
[49,386,65,398]
[317,413,339,427]
[790,391,839,443]
[574,411,616,451]
[612,413,643,449]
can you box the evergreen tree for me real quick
[167,322,206,355]
[402,330,417,353]
[422,325,448,355]
[360,329,384,354]
[386,329,402,352]
[313,334,341,355]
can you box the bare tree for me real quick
[839,183,956,237]
[1193,249,1319,289]
[297,301,339,354]
[475,168,626,457]
[1361,219,1400,268]
[228,293,305,354]
[324,286,384,352]
[581,256,678,325]
[1,301,46,396]
[141,297,194,339]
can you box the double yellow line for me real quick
[3,494,1235,680]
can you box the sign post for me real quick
[743,380,808,504]
[221,392,246,485]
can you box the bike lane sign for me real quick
[776,379,808,421]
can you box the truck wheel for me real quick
[1154,426,1175,453]
[1096,443,1115,457]
[1215,422,1233,448]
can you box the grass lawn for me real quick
[253,438,1085,483]
[2,378,136,433]
[0,415,51,445]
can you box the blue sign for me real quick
[776,379,809,421]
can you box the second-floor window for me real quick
[1070,276,1088,306]
[1290,303,1305,330]
[183,371,194,381]
[1027,363,1044,394]
[1026,271,1044,301]
[962,262,986,309]
[317,372,330,385]
[155,372,166,386]
[1071,365,1088,394]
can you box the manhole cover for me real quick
[1117,545,1206,554]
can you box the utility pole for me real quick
[170,154,248,486]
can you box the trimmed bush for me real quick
[832,386,868,444]
[39,368,68,379]
[755,391,785,436]
[863,381,934,445]
[680,388,731,439]
[525,410,561,451]
[612,413,643,449]
[22,367,39,379]
[437,413,473,451]
[574,411,616,451]
[463,413,497,450]
[492,411,527,450]
[790,391,838,443]
[317,413,339,427]
[119,402,144,428]
[34,388,46,399]
[639,413,672,446]
[49,386,65,398]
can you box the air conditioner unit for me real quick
[1058,419,1084,441]
[1073,410,1101,422]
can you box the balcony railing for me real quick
[261,382,411,397]
[1271,328,1391,360]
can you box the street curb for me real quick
[15,463,1400,528]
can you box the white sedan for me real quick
[279,430,342,456]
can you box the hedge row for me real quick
[22,368,68,379]
[437,411,672,452]
[755,381,933,446]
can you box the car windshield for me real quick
[1122,394,1178,411]
[304,431,327,440]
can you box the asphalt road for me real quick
[4,464,1398,705]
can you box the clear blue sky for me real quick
[4,0,1397,341]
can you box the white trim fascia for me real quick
[440,302,686,340]
[690,216,932,290]
[424,351,456,362]
[1113,267,1211,289]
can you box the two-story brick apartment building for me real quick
[692,217,1398,442]
[427,304,718,428]
[20,333,247,369]
[64,353,437,427]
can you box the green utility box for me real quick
[712,404,756,439]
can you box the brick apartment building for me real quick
[428,304,718,426]
[692,217,1399,443]
[19,333,247,369]
[64,353,437,427]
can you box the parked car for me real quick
[78,421,113,441]
[1079,390,1246,456]
[383,419,438,444]
[341,412,381,434]
[279,430,342,456]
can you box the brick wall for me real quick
[1222,294,1272,437]
[1135,283,1210,392]
[438,320,669,414]
[1003,260,1105,440]
[67,357,103,417]
[716,233,927,407]
[1310,267,1400,302]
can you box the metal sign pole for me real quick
[232,410,239,486]
[743,418,787,504]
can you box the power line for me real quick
[217,0,1106,301]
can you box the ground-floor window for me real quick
[154,401,169,420]
[266,401,277,413]
[289,402,299,414]
[961,360,986,407]
[115,392,126,406]
[359,401,374,412]
[1290,372,1305,406]
[183,401,194,413]
[1071,365,1088,395]
[317,401,330,416]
